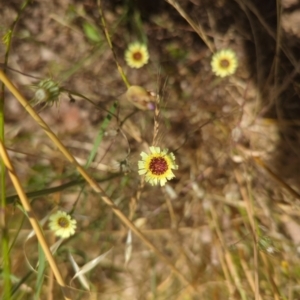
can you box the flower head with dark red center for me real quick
[211,49,238,78]
[138,146,178,186]
[48,210,77,239]
[125,42,149,69]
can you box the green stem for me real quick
[97,0,131,89]
[0,1,30,298]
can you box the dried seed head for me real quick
[31,79,61,107]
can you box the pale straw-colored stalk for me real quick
[0,139,70,300]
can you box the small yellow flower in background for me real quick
[211,49,238,78]
[125,42,149,69]
[138,146,178,186]
[2,30,12,47]
[281,260,289,275]
[48,210,77,239]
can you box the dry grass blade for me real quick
[253,157,300,199]
[71,248,112,281]
[234,170,260,300]
[208,205,248,300]
[69,253,90,291]
[165,0,214,53]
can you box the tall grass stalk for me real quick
[0,1,30,298]
[0,139,70,300]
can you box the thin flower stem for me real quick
[0,140,70,300]
[97,0,131,89]
[0,69,197,293]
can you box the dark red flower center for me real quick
[133,51,142,61]
[58,217,68,228]
[220,59,230,68]
[149,157,168,175]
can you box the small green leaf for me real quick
[82,22,101,43]
[2,30,12,47]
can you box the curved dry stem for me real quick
[0,140,70,300]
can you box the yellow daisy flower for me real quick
[125,42,149,69]
[211,49,238,78]
[138,146,178,186]
[48,210,77,239]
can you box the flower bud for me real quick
[125,85,155,111]
[31,79,61,107]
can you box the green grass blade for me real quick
[34,243,46,300]
[6,173,121,204]
[85,103,117,169]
